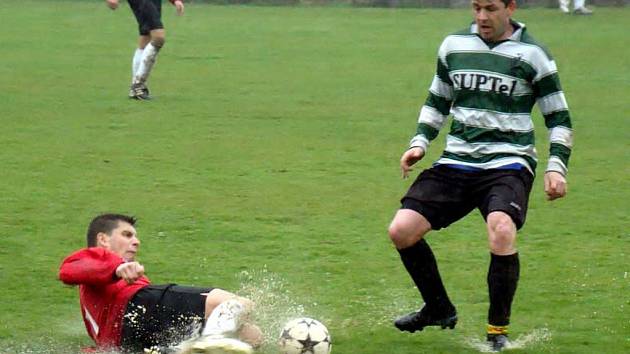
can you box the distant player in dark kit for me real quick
[387,0,573,351]
[105,0,185,100]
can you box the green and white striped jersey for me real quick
[410,21,573,175]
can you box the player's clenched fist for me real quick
[400,147,425,179]
[116,262,144,284]
[544,171,568,201]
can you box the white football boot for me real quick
[202,299,249,337]
[176,299,253,354]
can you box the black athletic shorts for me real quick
[128,0,163,35]
[120,284,214,353]
[401,164,534,230]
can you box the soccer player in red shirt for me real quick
[59,213,260,353]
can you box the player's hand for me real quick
[116,262,145,284]
[544,171,567,201]
[174,0,185,16]
[400,147,425,179]
[106,0,119,10]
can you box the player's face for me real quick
[472,0,515,42]
[102,221,140,261]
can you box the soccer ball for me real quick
[278,317,332,354]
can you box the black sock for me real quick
[487,253,520,326]
[398,239,455,314]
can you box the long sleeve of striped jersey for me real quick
[532,55,573,176]
[409,55,453,153]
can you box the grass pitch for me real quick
[0,1,628,353]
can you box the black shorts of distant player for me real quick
[128,0,164,35]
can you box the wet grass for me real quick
[0,1,628,353]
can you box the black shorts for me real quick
[128,0,163,35]
[120,284,214,353]
[401,165,534,230]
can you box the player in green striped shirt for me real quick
[388,0,572,351]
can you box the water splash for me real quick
[463,327,552,352]
[236,267,306,347]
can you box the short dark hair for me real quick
[473,0,515,9]
[86,214,137,247]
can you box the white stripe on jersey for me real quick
[547,156,568,175]
[492,42,558,81]
[418,105,448,129]
[410,134,430,152]
[429,75,454,100]
[445,134,537,158]
[84,306,100,336]
[438,35,485,59]
[451,107,534,132]
[537,91,569,115]
[549,126,573,148]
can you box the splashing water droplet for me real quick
[235,267,306,349]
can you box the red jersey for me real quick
[58,248,151,349]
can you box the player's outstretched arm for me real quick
[400,147,425,179]
[105,0,119,10]
[544,171,567,201]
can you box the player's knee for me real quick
[204,289,238,315]
[493,219,514,238]
[488,213,513,233]
[388,223,419,249]
[489,237,512,253]
[151,36,165,48]
[488,216,516,252]
[388,223,404,244]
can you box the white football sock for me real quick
[132,48,143,79]
[202,299,246,337]
[574,0,585,9]
[133,42,161,85]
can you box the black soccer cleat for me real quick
[129,83,151,100]
[394,305,457,333]
[487,333,510,352]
